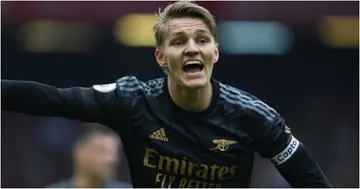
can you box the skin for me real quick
[73,132,120,188]
[155,17,219,112]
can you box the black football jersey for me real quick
[1,76,328,188]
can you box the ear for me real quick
[155,48,167,69]
[213,43,219,64]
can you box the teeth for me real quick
[184,61,201,66]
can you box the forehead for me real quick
[167,17,211,37]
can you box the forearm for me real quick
[275,143,332,188]
[2,80,74,117]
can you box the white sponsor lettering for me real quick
[271,135,299,166]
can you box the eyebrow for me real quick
[195,29,211,35]
[169,29,211,38]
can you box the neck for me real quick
[168,79,213,112]
[74,169,105,188]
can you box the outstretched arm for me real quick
[253,116,332,188]
[2,79,127,125]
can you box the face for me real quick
[76,133,119,179]
[155,17,219,89]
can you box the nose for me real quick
[184,39,199,57]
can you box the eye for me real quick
[173,40,184,46]
[198,38,209,45]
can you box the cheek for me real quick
[206,49,217,63]
[165,53,182,70]
[90,156,106,168]
[79,156,93,169]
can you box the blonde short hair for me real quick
[153,1,217,47]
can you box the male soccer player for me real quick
[2,1,331,188]
[47,124,132,188]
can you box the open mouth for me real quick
[182,60,204,74]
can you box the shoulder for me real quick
[93,75,165,97]
[106,180,133,188]
[46,179,71,188]
[117,76,164,96]
[218,81,278,122]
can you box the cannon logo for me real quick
[210,139,238,152]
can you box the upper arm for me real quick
[247,103,331,187]
[242,97,297,164]
[56,82,129,124]
[1,76,141,125]
[219,83,296,161]
[46,180,70,188]
[252,114,298,165]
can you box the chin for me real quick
[97,173,112,180]
[182,78,208,90]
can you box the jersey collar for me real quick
[163,77,220,118]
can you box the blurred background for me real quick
[1,1,359,188]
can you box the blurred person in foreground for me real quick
[48,125,131,188]
[2,1,331,188]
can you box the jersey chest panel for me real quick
[125,103,255,188]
